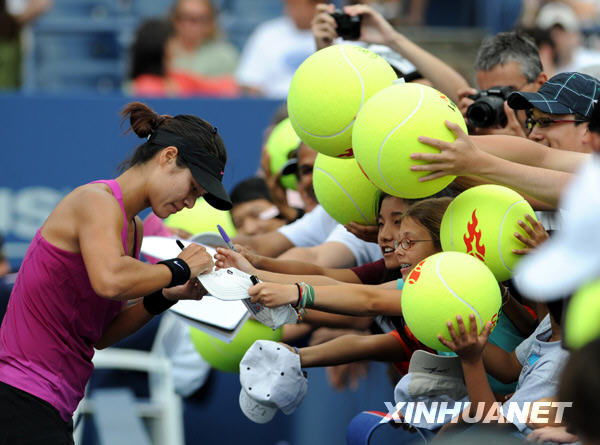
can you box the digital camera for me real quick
[330,9,362,40]
[467,86,515,128]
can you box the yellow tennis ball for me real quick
[352,82,467,198]
[287,44,397,158]
[565,280,600,349]
[164,197,237,237]
[402,251,501,352]
[189,320,282,373]
[313,153,381,225]
[440,184,537,282]
[266,118,300,190]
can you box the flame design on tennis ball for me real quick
[464,210,486,262]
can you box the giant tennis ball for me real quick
[287,44,397,158]
[402,251,501,352]
[164,197,237,237]
[313,153,380,225]
[440,184,537,282]
[565,279,600,349]
[266,118,300,190]
[352,82,467,198]
[190,320,282,373]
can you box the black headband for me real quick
[149,129,225,181]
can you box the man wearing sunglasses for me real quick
[508,71,600,153]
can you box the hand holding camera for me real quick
[311,3,399,50]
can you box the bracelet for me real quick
[158,258,191,288]
[294,283,302,308]
[298,282,315,308]
[143,289,176,315]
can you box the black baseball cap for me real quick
[508,71,600,117]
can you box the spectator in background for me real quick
[458,31,548,136]
[128,18,238,97]
[169,0,239,79]
[0,0,51,89]
[229,177,288,236]
[520,26,558,78]
[535,1,600,73]
[236,0,322,98]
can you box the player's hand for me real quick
[410,120,485,181]
[162,278,208,301]
[513,214,549,255]
[249,282,297,308]
[344,221,379,243]
[214,247,256,274]
[343,4,397,45]
[438,314,492,364]
[312,3,337,50]
[177,244,214,277]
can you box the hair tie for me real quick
[211,126,218,134]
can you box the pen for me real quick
[217,224,237,251]
[176,239,185,251]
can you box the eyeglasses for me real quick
[394,238,433,251]
[525,115,587,131]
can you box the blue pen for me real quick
[217,224,237,252]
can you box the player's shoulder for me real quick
[69,182,123,218]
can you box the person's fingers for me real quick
[417,171,451,182]
[524,214,538,226]
[315,2,335,15]
[517,219,535,237]
[415,136,451,150]
[481,321,493,339]
[444,120,468,138]
[437,334,453,349]
[468,314,478,336]
[512,248,531,255]
[447,320,459,342]
[514,232,533,246]
[248,283,262,296]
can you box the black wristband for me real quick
[294,282,302,308]
[158,258,191,287]
[143,289,176,315]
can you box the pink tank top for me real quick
[0,180,140,422]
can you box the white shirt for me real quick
[278,205,383,266]
[236,16,315,99]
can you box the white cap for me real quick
[198,268,254,301]
[406,350,466,400]
[239,340,307,423]
[535,1,579,32]
[514,156,600,300]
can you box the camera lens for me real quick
[466,94,507,128]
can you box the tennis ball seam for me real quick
[498,199,526,274]
[289,45,365,138]
[435,255,484,328]
[376,84,425,193]
[314,165,370,223]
